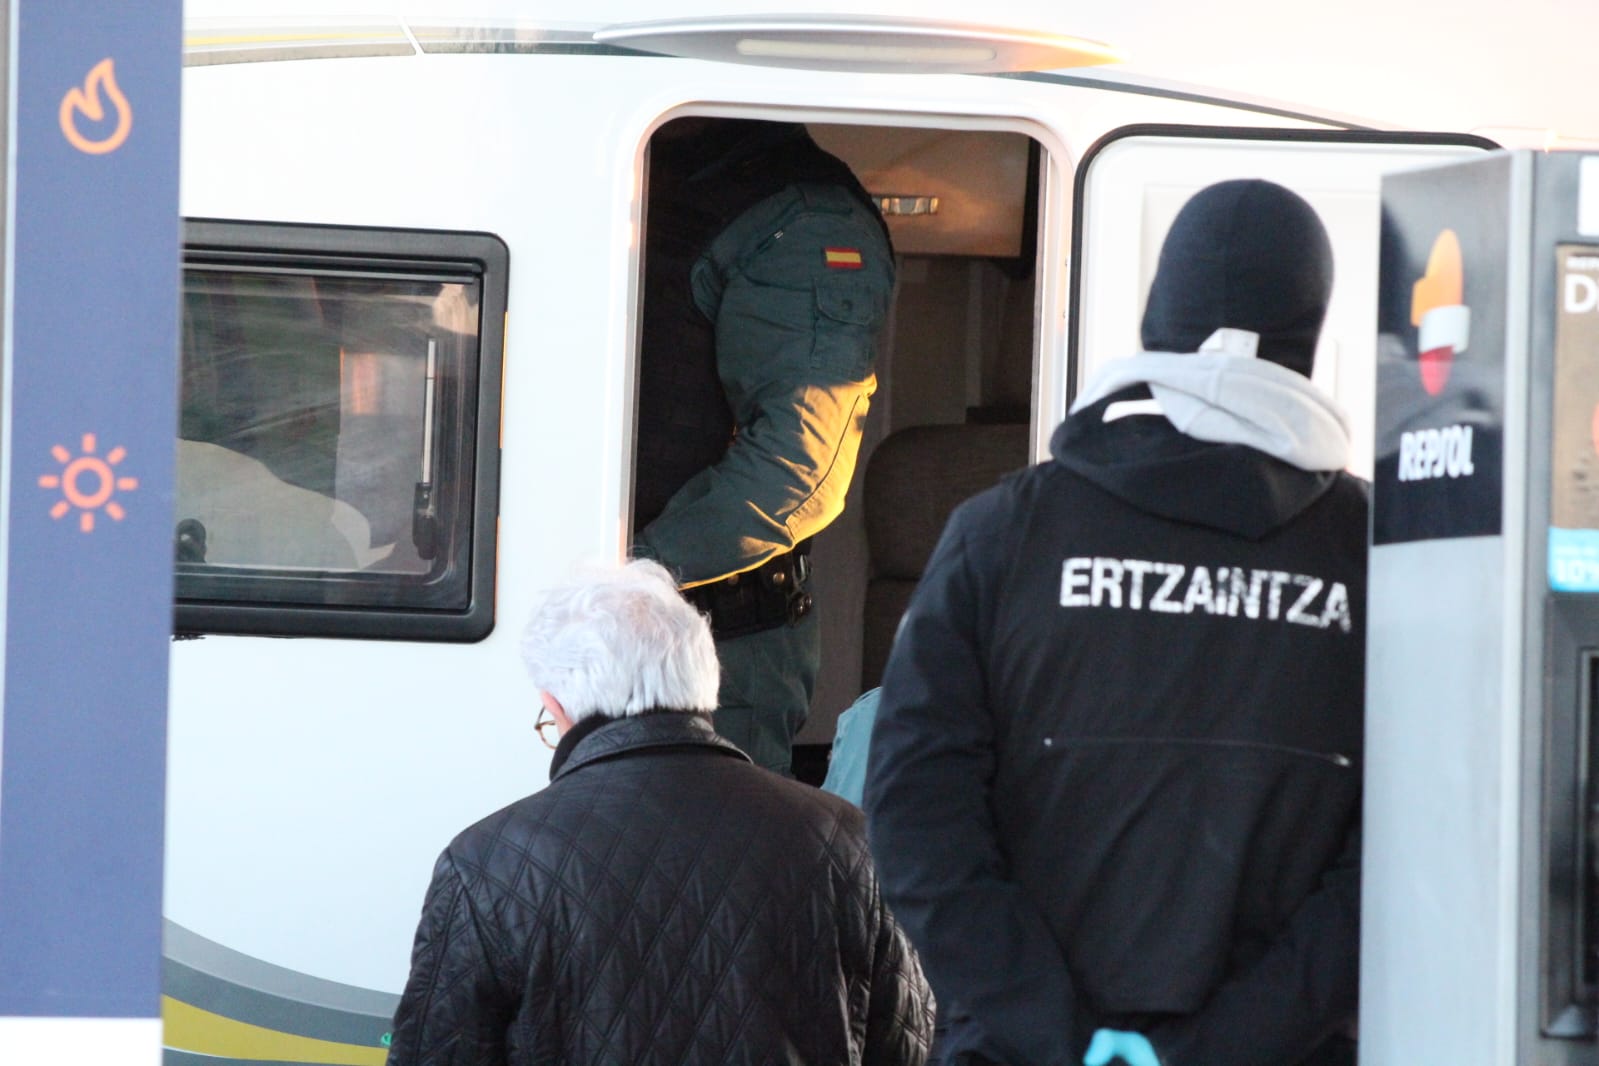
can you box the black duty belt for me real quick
[683,540,813,641]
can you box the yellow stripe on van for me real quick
[162,996,389,1066]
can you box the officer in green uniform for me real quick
[632,118,895,775]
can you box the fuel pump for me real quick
[1367,150,1599,1065]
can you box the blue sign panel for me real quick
[0,2,181,1018]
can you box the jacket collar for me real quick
[1051,385,1340,541]
[551,712,750,783]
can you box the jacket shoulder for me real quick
[443,790,553,864]
[1315,470,1373,532]
[942,458,1077,543]
[1327,470,1372,505]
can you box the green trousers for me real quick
[712,610,819,776]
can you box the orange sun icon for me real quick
[38,433,138,532]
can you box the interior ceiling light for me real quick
[592,15,1122,76]
[876,195,940,216]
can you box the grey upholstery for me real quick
[861,422,1031,689]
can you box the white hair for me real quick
[519,559,719,722]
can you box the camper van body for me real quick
[166,12,1486,1063]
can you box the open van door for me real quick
[1067,125,1494,478]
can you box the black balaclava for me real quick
[1139,179,1333,378]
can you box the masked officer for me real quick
[865,179,1364,1065]
[633,118,895,775]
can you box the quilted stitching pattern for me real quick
[388,715,933,1066]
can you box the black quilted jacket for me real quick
[387,712,933,1066]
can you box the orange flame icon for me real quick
[59,58,132,155]
[1410,229,1470,397]
[38,433,138,533]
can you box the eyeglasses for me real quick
[536,707,559,750]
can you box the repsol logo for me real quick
[1059,557,1353,633]
[1397,425,1476,481]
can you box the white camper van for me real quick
[165,9,1489,1063]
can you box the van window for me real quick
[176,221,506,641]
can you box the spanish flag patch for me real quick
[824,247,864,270]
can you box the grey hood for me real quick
[1071,328,1353,473]
[1056,331,1354,540]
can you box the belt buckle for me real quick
[786,589,812,625]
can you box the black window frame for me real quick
[176,218,507,642]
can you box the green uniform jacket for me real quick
[634,181,895,587]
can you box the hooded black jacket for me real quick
[388,712,934,1066]
[865,386,1365,1066]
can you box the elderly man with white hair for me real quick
[386,559,933,1066]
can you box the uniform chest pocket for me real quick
[812,274,886,378]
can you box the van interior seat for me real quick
[861,421,1031,690]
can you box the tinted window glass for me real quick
[177,223,505,640]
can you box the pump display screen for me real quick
[1548,245,1599,591]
